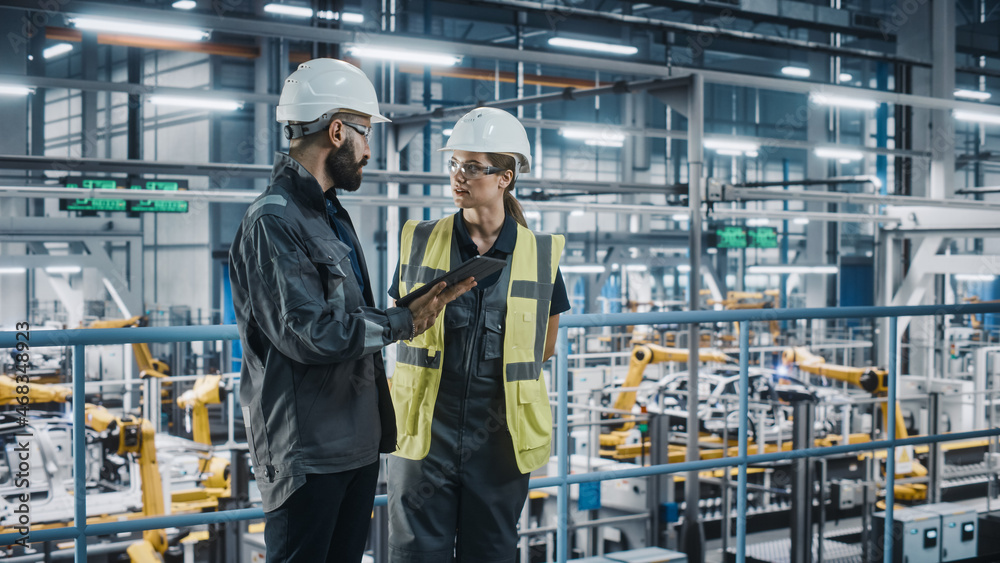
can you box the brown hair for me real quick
[487,153,527,227]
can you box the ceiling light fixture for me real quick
[561,265,607,274]
[811,93,878,110]
[148,95,243,111]
[43,43,73,59]
[954,89,991,101]
[45,266,82,274]
[263,3,314,17]
[172,0,197,9]
[547,37,638,56]
[747,265,838,274]
[345,45,461,66]
[793,217,810,225]
[838,73,853,82]
[954,274,997,282]
[781,66,811,78]
[0,85,34,96]
[814,147,864,161]
[954,109,1000,126]
[68,16,210,41]
[0,267,27,275]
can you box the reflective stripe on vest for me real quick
[390,216,565,474]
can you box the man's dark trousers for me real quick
[264,461,380,562]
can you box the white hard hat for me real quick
[276,58,389,139]
[439,107,531,175]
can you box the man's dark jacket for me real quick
[229,153,409,512]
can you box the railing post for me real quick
[557,326,569,563]
[736,322,749,563]
[74,344,87,562]
[884,317,897,563]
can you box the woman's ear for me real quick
[498,170,514,189]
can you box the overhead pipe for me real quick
[470,0,926,66]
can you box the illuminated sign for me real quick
[710,226,779,249]
[714,226,747,249]
[59,179,127,212]
[128,180,189,213]
[748,227,778,248]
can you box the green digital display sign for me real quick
[60,179,127,212]
[711,226,779,249]
[715,226,747,249]
[61,178,189,213]
[748,227,778,248]
[128,180,189,213]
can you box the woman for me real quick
[387,107,570,562]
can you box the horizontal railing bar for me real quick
[528,427,1000,488]
[5,302,1000,347]
[0,495,394,546]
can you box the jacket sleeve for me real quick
[242,214,413,365]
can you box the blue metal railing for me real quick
[2,303,1000,562]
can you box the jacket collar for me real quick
[270,152,328,212]
[455,211,517,256]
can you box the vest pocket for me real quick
[482,308,504,361]
[516,377,552,451]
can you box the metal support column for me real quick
[74,345,87,562]
[557,327,570,563]
[927,392,941,503]
[884,318,898,563]
[790,400,815,563]
[736,323,750,563]
[684,73,706,563]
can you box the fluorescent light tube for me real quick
[811,93,878,110]
[745,150,758,157]
[747,265,838,274]
[560,128,625,143]
[562,265,607,274]
[345,45,460,66]
[43,242,69,249]
[43,43,73,59]
[0,85,34,96]
[704,138,760,152]
[547,37,638,56]
[814,147,864,161]
[442,128,453,136]
[341,12,364,23]
[45,266,82,274]
[954,274,996,282]
[625,264,648,273]
[263,3,313,17]
[677,265,692,273]
[0,267,27,275]
[714,149,744,156]
[69,17,209,41]
[793,217,810,225]
[585,139,624,147]
[149,95,243,111]
[172,0,197,9]
[570,210,586,217]
[838,73,853,82]
[781,66,811,78]
[746,218,769,227]
[954,109,1000,125]
[954,89,991,101]
[671,213,689,221]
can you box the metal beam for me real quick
[722,187,1000,212]
[1,1,997,118]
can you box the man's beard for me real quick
[326,140,366,192]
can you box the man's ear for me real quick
[327,120,346,149]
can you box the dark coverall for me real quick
[386,212,569,563]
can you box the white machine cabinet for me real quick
[921,502,978,562]
[874,506,941,563]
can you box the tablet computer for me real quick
[395,255,507,307]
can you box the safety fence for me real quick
[3,303,1000,562]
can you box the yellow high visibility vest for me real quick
[390,214,565,474]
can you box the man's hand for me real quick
[405,277,476,337]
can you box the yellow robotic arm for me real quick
[781,347,886,395]
[84,404,167,558]
[87,316,169,379]
[0,375,71,404]
[612,344,734,413]
[176,375,230,489]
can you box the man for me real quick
[229,59,473,563]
